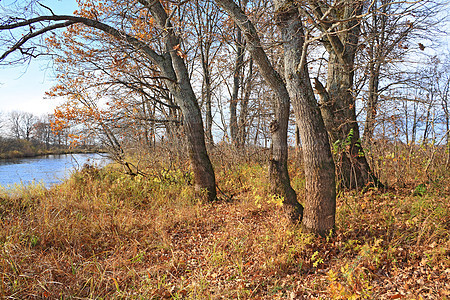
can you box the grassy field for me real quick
[0,146,449,299]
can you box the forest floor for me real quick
[0,147,449,299]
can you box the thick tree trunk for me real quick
[268,105,300,221]
[168,57,216,200]
[317,52,379,190]
[275,1,336,235]
[301,0,379,190]
[148,0,216,201]
[168,75,216,201]
[215,0,302,221]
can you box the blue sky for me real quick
[0,0,448,118]
[0,0,78,116]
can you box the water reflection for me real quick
[0,153,110,188]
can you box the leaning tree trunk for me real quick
[0,0,217,200]
[276,1,336,235]
[301,0,379,190]
[215,0,302,221]
[148,0,217,201]
[166,66,217,201]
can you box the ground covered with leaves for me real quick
[1,147,449,299]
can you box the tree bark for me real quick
[230,25,245,145]
[215,0,302,221]
[363,61,381,145]
[201,52,214,145]
[302,0,380,190]
[325,52,377,190]
[275,0,336,235]
[144,0,217,200]
[237,58,253,146]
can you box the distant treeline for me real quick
[0,137,101,159]
[0,110,100,159]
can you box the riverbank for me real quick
[0,137,104,159]
[0,148,102,159]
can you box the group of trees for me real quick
[0,111,70,146]
[0,110,100,158]
[0,0,448,235]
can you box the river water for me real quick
[0,153,110,188]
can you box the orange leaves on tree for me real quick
[130,10,156,42]
[75,0,107,19]
[173,44,187,59]
[398,41,409,49]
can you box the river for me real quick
[0,153,110,188]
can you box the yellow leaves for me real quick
[50,112,69,134]
[268,194,284,208]
[327,269,338,281]
[254,194,262,209]
[148,17,154,27]
[75,0,104,19]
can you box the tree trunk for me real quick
[422,100,433,145]
[215,0,302,221]
[268,106,300,221]
[167,74,216,201]
[275,1,336,235]
[363,61,381,145]
[317,52,379,190]
[412,100,418,144]
[147,0,216,201]
[200,40,214,145]
[230,25,245,145]
[237,58,253,146]
[203,73,214,145]
[301,0,379,190]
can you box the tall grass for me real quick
[0,144,449,299]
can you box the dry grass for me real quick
[0,146,449,299]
